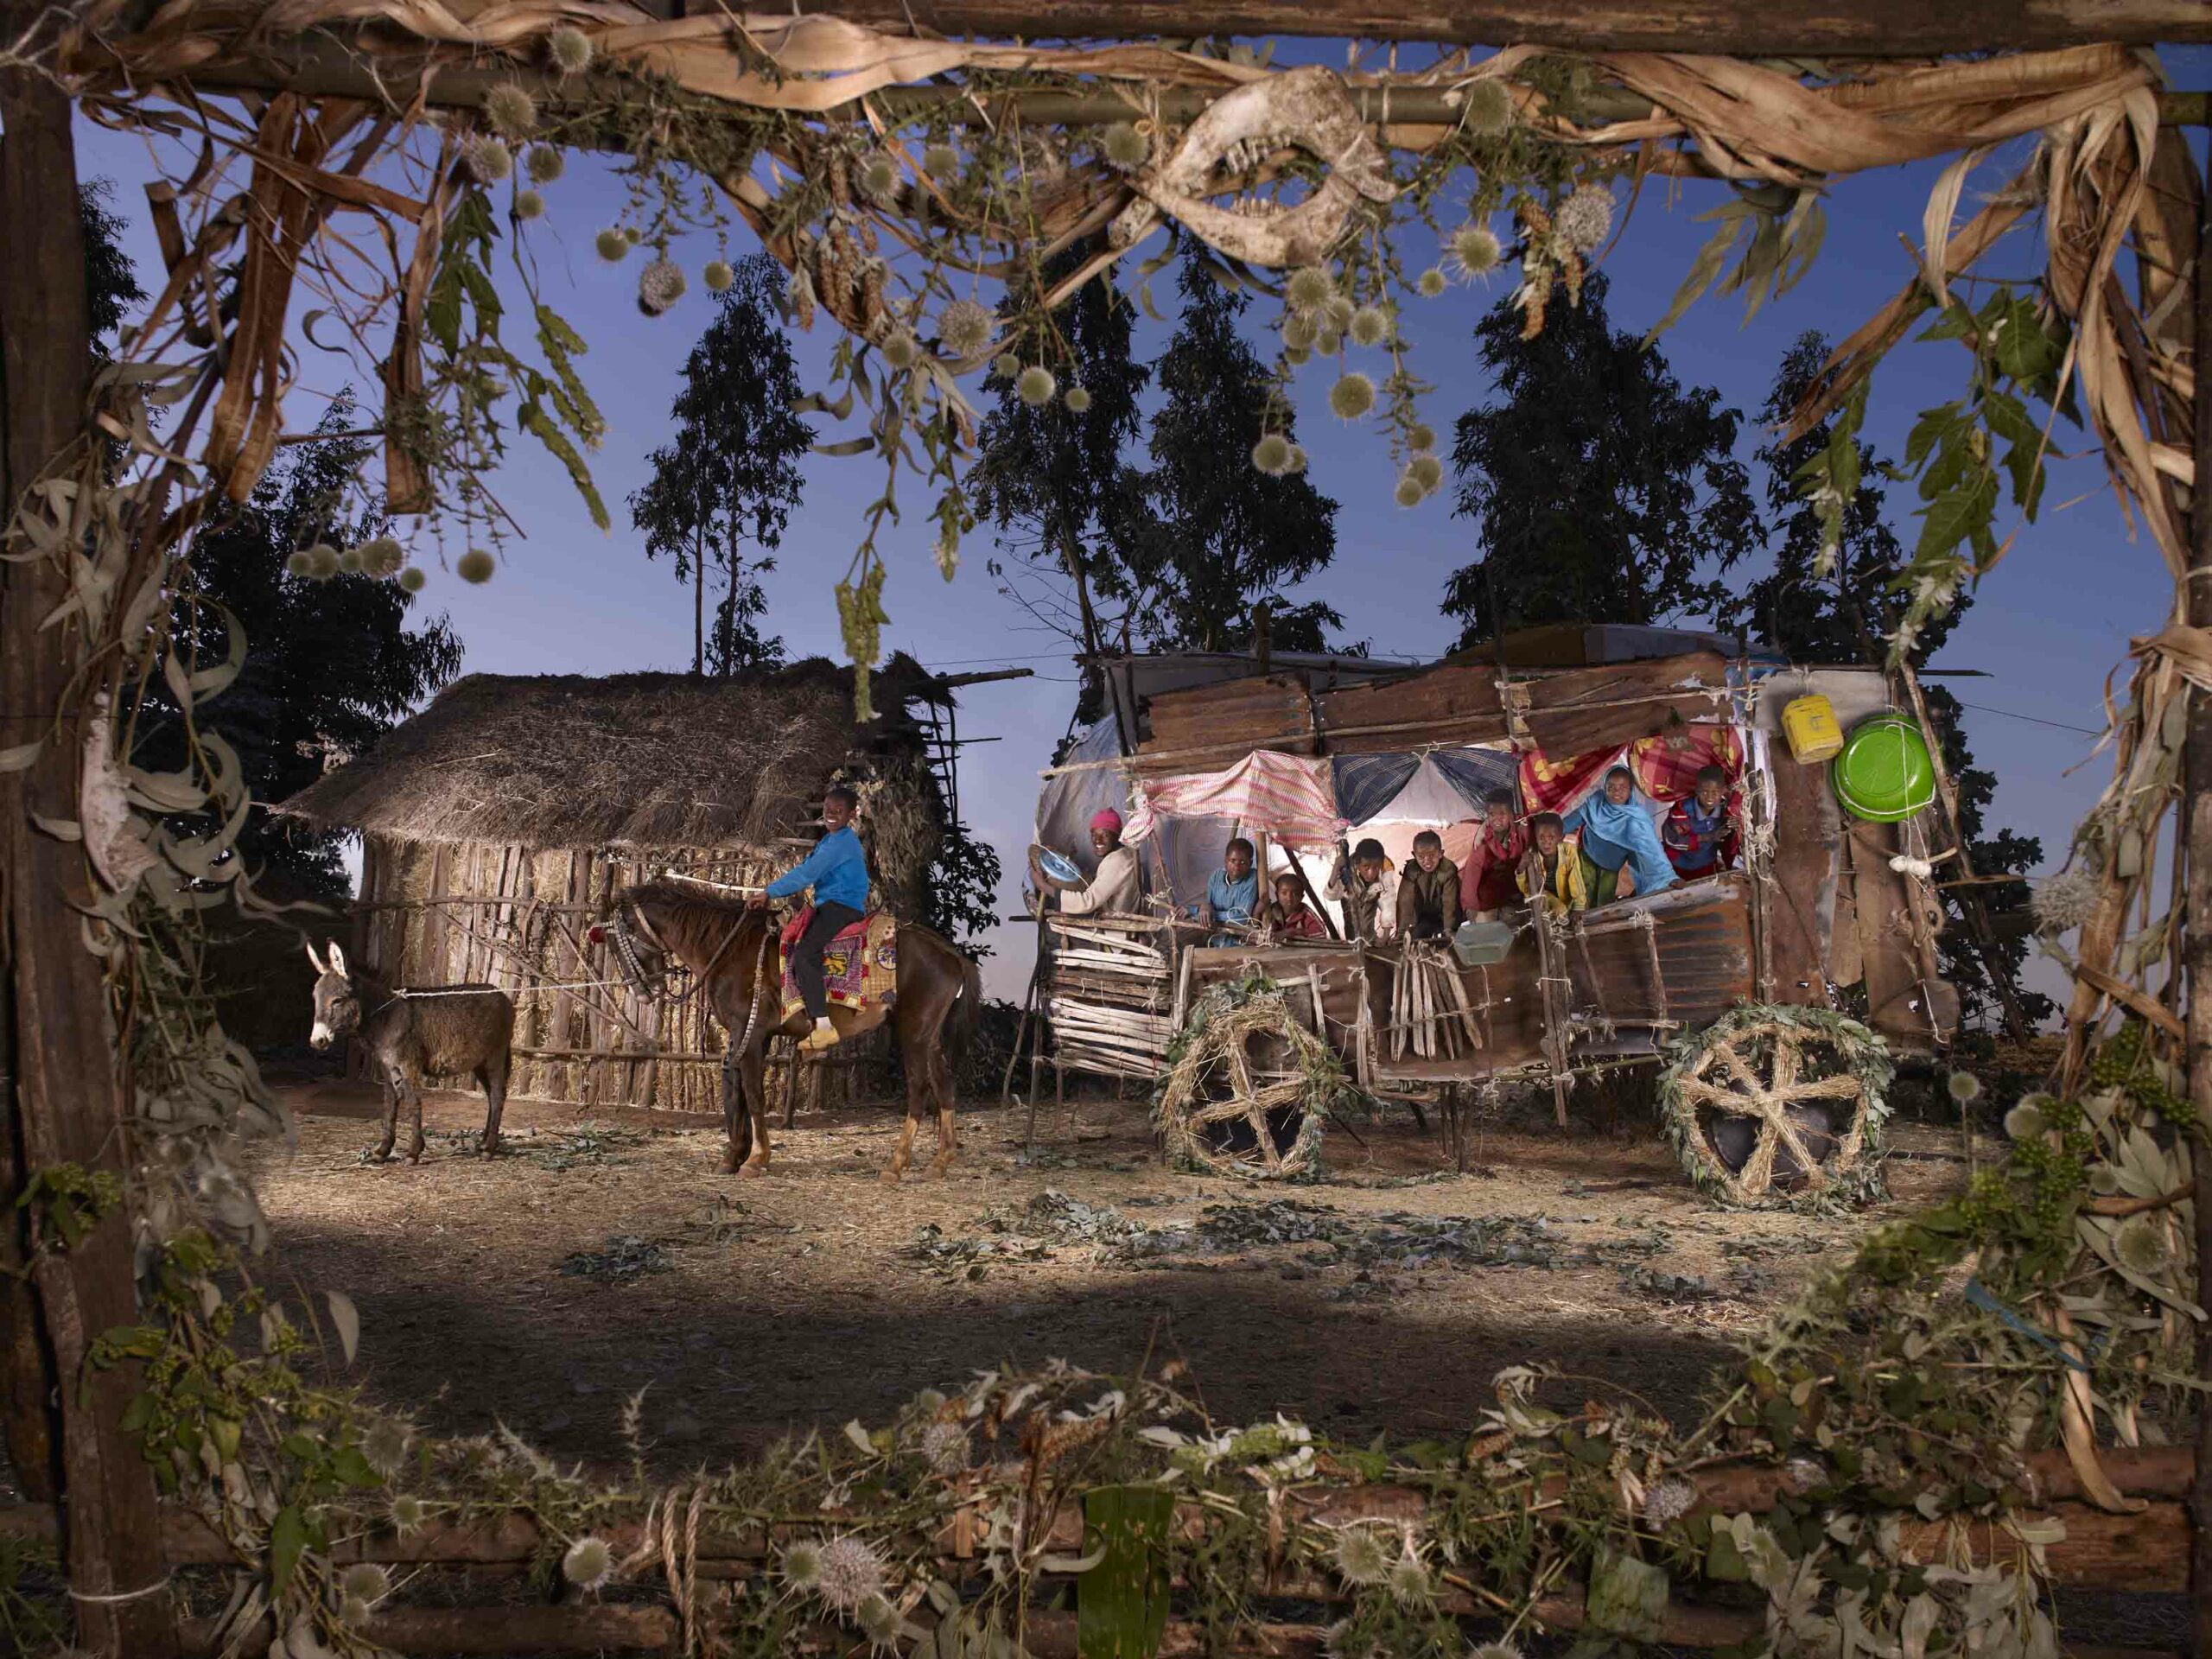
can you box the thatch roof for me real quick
[278,657,944,850]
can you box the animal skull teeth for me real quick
[1109,67,1396,269]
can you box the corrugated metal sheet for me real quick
[1564,878,1755,1059]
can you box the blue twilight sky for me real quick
[69,46,2212,1006]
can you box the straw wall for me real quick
[352,834,880,1113]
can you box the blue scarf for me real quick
[1567,788,1677,897]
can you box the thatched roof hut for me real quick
[282,654,947,858]
[279,657,951,1111]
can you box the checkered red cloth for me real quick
[1629,725,1745,803]
[1518,726,1745,817]
[1518,745,1622,817]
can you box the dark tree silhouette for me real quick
[79,178,143,350]
[629,254,810,675]
[67,186,461,902]
[1444,270,1760,647]
[969,242,1152,726]
[150,398,464,899]
[1119,261,1344,652]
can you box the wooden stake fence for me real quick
[0,1445,2191,1654]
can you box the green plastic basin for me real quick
[1831,712,1936,823]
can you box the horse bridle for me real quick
[608,898,671,998]
[611,893,765,1014]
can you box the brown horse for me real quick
[605,880,980,1182]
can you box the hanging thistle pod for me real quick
[1016,366,1056,407]
[1328,372,1375,421]
[485,83,537,140]
[1461,79,1514,137]
[1286,267,1336,314]
[1348,305,1391,347]
[464,137,512,185]
[1102,123,1151,171]
[546,27,593,75]
[1555,184,1617,253]
[1450,223,1503,280]
[938,298,995,359]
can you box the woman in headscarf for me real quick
[1563,765,1676,906]
[1033,808,1142,916]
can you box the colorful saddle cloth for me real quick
[779,907,899,1024]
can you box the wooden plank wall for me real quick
[352,837,880,1113]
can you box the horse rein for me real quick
[612,894,768,1014]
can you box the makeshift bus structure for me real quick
[1024,632,1966,1198]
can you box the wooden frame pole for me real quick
[1894,659,2034,1044]
[0,49,180,1659]
[2184,138,2212,1659]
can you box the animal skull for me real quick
[1110,67,1396,269]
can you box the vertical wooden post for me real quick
[1894,659,2033,1044]
[0,59,181,1658]
[2184,143,2212,1659]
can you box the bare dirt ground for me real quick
[242,1077,1979,1476]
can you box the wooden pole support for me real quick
[2185,137,2212,1659]
[0,53,181,1659]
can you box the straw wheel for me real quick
[1155,985,1332,1180]
[1662,1007,1891,1211]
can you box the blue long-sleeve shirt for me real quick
[1196,869,1258,930]
[766,825,871,911]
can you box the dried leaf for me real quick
[325,1289,359,1364]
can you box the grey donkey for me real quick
[306,939,516,1162]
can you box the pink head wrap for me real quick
[1090,808,1124,836]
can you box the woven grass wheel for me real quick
[1659,1005,1894,1212]
[1154,977,1343,1181]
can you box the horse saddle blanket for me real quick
[779,907,898,1023]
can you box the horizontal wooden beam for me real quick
[777,1,2212,50]
[181,1605,676,1656]
[90,38,2212,128]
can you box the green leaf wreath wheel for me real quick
[1154,976,1343,1181]
[1659,1004,1894,1211]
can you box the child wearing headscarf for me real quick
[1563,766,1676,905]
[1037,808,1141,916]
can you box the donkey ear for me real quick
[304,938,327,975]
[327,940,347,977]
